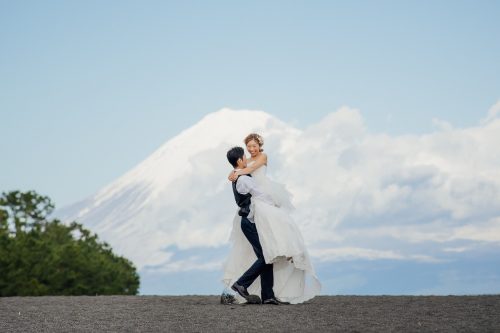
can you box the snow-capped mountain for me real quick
[56,108,300,271]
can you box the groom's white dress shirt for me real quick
[234,170,274,223]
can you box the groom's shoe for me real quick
[231,282,250,299]
[263,297,290,305]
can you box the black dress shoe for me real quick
[231,282,250,299]
[263,297,290,305]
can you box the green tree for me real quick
[0,190,140,296]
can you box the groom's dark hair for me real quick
[227,146,245,167]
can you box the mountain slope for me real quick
[56,108,300,269]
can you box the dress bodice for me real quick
[248,160,267,183]
[247,158,294,211]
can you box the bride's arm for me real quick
[228,154,267,181]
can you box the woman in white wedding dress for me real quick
[222,134,321,304]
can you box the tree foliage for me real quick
[0,190,140,296]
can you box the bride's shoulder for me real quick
[252,153,267,168]
[251,153,267,166]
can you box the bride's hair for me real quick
[244,133,264,152]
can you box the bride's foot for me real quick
[286,256,294,263]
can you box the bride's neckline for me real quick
[248,160,266,166]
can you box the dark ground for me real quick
[1,295,499,332]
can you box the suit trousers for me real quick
[236,216,275,300]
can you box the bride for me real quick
[222,133,321,304]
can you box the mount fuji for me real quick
[55,105,500,295]
[55,108,302,293]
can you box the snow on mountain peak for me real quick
[83,108,277,204]
[56,108,299,269]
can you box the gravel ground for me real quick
[1,295,499,332]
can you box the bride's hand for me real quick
[228,170,238,182]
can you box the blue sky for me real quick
[1,1,500,296]
[1,1,499,208]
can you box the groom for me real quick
[226,146,288,305]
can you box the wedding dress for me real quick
[222,161,321,304]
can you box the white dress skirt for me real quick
[222,162,321,304]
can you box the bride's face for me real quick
[246,140,260,158]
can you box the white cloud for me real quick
[451,218,500,243]
[442,247,469,253]
[480,100,500,124]
[280,104,500,249]
[143,257,224,273]
[309,247,441,263]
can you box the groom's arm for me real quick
[236,176,274,206]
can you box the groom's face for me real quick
[238,155,247,169]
